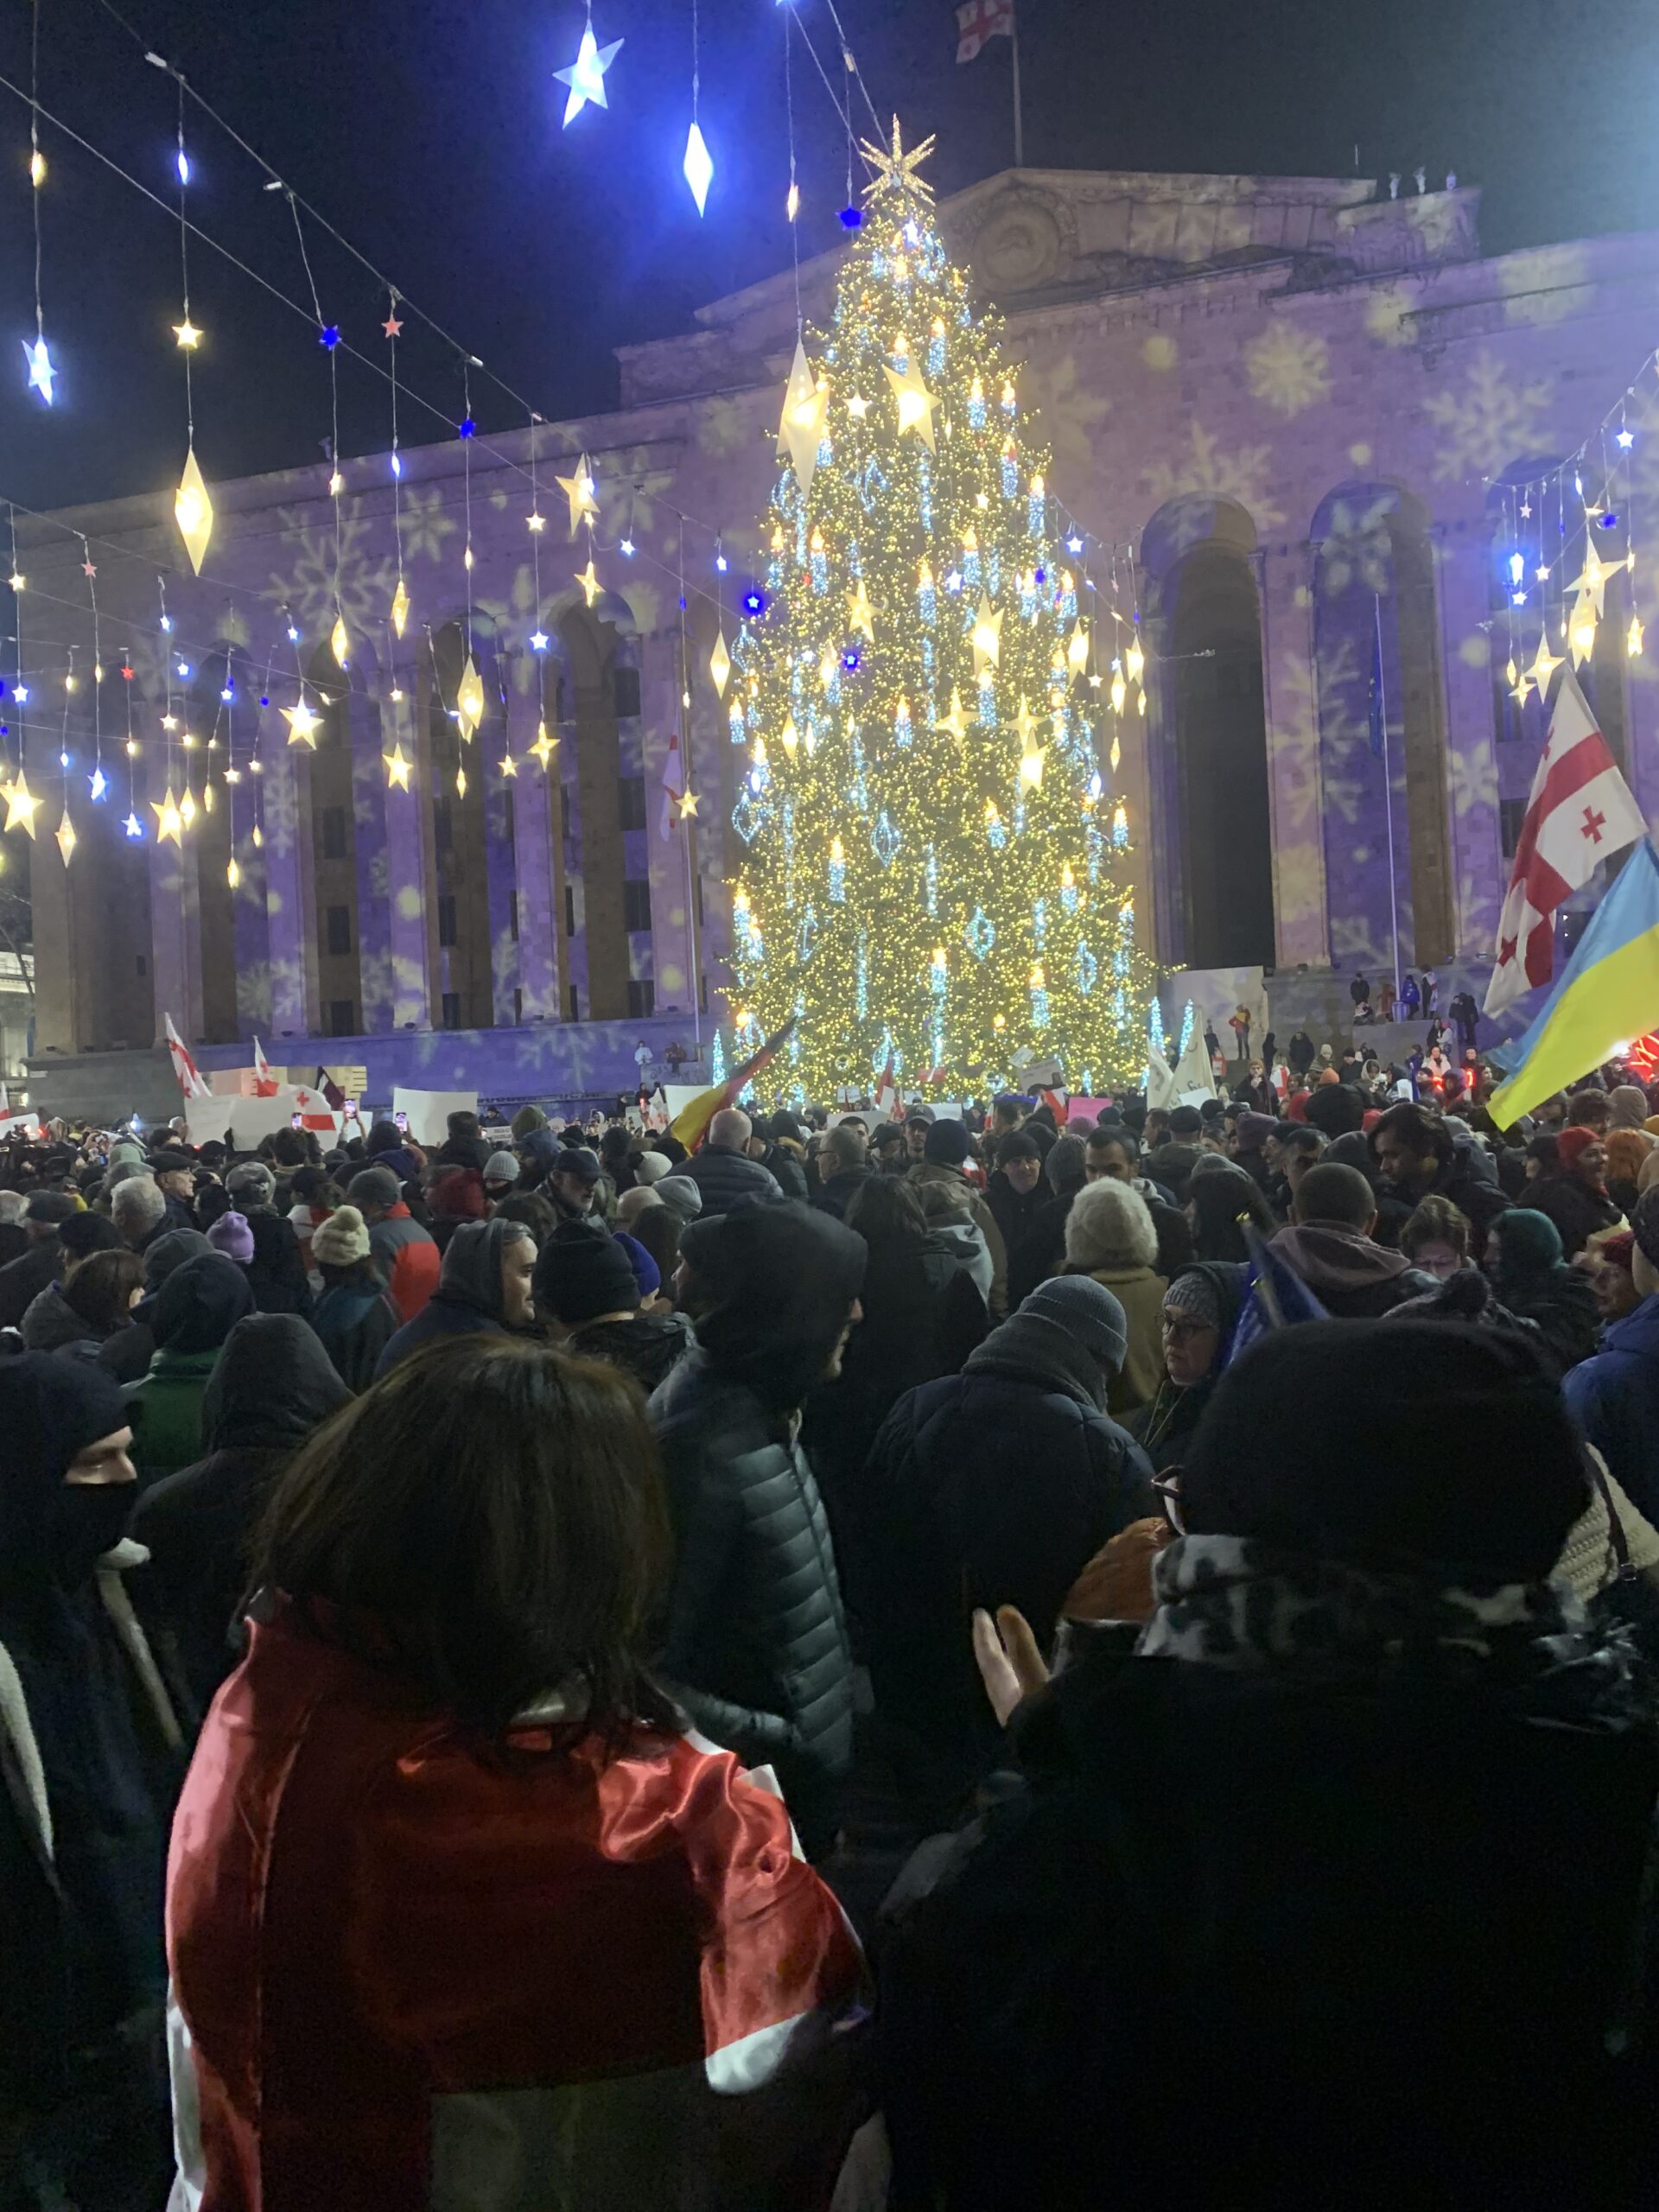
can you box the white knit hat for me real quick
[310,1204,371,1268]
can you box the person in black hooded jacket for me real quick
[857,1276,1154,1809]
[803,1174,988,1585]
[877,1322,1659,2211]
[129,1313,352,1710]
[649,1200,865,1859]
[374,1217,537,1376]
[0,1357,183,2209]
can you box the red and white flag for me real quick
[956,0,1013,61]
[1484,669,1648,1018]
[289,1085,340,1133]
[874,1053,897,1119]
[659,727,686,841]
[251,1037,280,1096]
[164,1013,210,1099]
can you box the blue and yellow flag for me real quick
[1488,839,1659,1125]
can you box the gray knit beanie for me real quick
[1020,1274,1128,1377]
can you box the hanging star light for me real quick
[1528,620,1562,694]
[1510,665,1534,707]
[180,788,197,830]
[499,752,518,779]
[173,317,200,350]
[883,355,937,450]
[87,765,107,802]
[709,627,732,697]
[175,446,214,575]
[54,809,75,864]
[383,745,412,790]
[1019,732,1046,791]
[331,612,350,667]
[226,855,240,888]
[555,455,599,537]
[971,594,1003,673]
[858,116,938,204]
[1568,540,1610,620]
[455,763,467,798]
[123,810,143,838]
[683,123,714,215]
[390,577,410,639]
[554,15,623,124]
[530,628,550,652]
[575,559,601,608]
[22,335,54,404]
[1630,615,1645,658]
[679,786,701,818]
[530,721,557,771]
[251,823,264,849]
[454,657,486,739]
[3,772,41,836]
[777,340,829,493]
[934,689,968,743]
[1067,620,1090,674]
[283,696,321,747]
[150,786,183,846]
[846,583,875,643]
[1125,636,1146,686]
[1569,593,1598,667]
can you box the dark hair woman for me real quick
[166,1338,866,2207]
[1183,1156,1276,1263]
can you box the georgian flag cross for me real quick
[1484,666,1648,1018]
[956,0,1014,62]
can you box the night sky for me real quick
[0,0,1654,516]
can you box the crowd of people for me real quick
[5,1058,1659,2207]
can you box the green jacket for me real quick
[127,1347,219,1485]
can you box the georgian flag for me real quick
[251,1038,280,1097]
[1485,669,1648,1018]
[659,727,686,841]
[164,1012,211,1099]
[956,0,1014,62]
[874,1054,897,1119]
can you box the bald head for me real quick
[708,1107,753,1154]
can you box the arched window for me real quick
[1140,497,1274,969]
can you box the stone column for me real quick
[345,693,393,1033]
[509,652,561,1023]
[1257,541,1330,969]
[230,751,271,1039]
[378,690,432,1032]
[1433,519,1503,962]
[258,708,321,1041]
[146,750,203,1048]
[484,659,520,1025]
[645,631,698,1023]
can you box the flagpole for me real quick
[1009,6,1024,167]
[681,801,703,1053]
[1376,593,1402,1005]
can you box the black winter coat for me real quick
[681,1143,783,1216]
[1527,1173,1624,1261]
[812,1163,874,1221]
[649,1351,854,1855]
[760,1143,810,1203]
[0,1237,62,1329]
[878,1627,1659,2210]
[858,1364,1152,1797]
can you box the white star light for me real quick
[87,765,108,801]
[22,334,54,404]
[530,629,550,652]
[555,21,622,125]
[683,123,714,215]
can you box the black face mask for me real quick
[48,1481,136,1588]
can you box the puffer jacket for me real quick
[649,1351,854,1856]
[682,1143,783,1216]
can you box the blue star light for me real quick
[555,21,623,126]
[88,765,108,801]
[319,325,340,350]
[22,334,55,404]
[123,810,143,838]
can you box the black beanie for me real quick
[533,1222,639,1325]
[1183,1320,1586,1583]
[923,1118,970,1166]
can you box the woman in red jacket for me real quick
[166,1336,868,2210]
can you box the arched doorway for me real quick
[1141,498,1274,969]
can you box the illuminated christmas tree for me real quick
[724,120,1158,1102]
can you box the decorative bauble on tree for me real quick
[726,120,1157,1102]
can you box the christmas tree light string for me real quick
[22,0,54,406]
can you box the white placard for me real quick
[392,1086,479,1147]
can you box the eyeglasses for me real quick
[1161,1315,1213,1343]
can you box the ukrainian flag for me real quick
[1489,839,1659,1125]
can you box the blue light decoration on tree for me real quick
[724,119,1156,1097]
[710,1028,727,1085]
